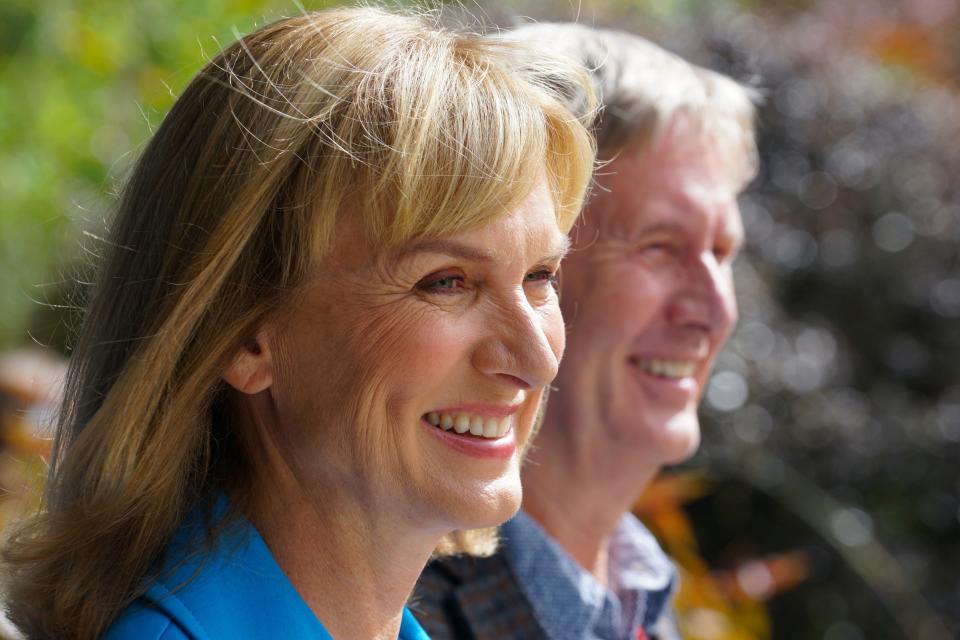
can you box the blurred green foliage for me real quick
[0,0,350,347]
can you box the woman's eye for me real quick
[416,272,466,294]
[525,269,559,289]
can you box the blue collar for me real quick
[135,495,430,640]
[501,510,674,640]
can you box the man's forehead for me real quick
[586,142,744,240]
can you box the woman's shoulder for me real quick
[103,602,191,640]
[99,496,333,639]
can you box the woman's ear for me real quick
[223,332,274,394]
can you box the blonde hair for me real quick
[509,22,758,189]
[1,7,595,639]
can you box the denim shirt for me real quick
[105,495,431,640]
[501,510,676,640]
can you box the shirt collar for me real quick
[502,510,674,639]
[399,608,432,640]
[607,513,676,632]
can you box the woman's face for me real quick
[262,178,567,532]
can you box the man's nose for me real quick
[666,251,737,334]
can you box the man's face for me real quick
[546,127,743,468]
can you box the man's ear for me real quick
[223,332,274,395]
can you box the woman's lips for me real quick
[421,406,519,459]
[423,418,517,459]
[430,402,523,418]
[420,401,522,458]
[424,410,511,438]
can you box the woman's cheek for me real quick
[377,312,470,389]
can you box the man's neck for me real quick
[520,431,659,584]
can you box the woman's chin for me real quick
[477,490,523,529]
[443,477,523,531]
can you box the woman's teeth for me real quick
[425,411,511,439]
[632,358,696,379]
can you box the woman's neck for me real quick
[235,405,438,640]
[246,467,437,640]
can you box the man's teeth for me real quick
[425,411,510,439]
[633,358,696,379]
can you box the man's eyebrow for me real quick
[617,219,743,245]
[605,219,684,239]
[633,221,685,235]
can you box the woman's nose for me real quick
[471,297,563,391]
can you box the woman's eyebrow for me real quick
[546,235,572,263]
[393,239,497,263]
[393,234,570,264]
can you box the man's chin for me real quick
[660,439,700,466]
[651,411,702,466]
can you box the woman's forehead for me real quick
[395,182,567,260]
[327,175,565,264]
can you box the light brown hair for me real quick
[510,22,758,189]
[1,7,595,638]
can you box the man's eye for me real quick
[642,242,674,253]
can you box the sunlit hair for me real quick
[0,7,596,638]
[509,22,758,190]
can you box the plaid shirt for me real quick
[412,511,679,640]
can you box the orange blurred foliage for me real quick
[636,473,809,640]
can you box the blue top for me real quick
[104,497,431,640]
[501,510,677,640]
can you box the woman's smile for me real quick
[420,401,523,459]
[422,416,518,459]
[426,412,511,439]
[423,401,522,438]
